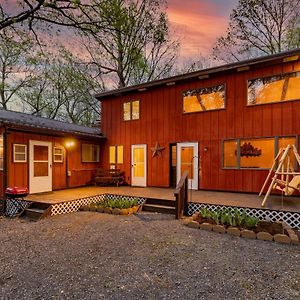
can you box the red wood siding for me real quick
[2,131,101,194]
[101,60,300,193]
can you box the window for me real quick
[109,145,124,164]
[53,147,63,163]
[0,136,3,170]
[183,84,225,113]
[240,138,274,169]
[13,144,27,163]
[223,136,297,169]
[123,100,140,120]
[82,144,99,162]
[248,72,300,105]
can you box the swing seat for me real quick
[273,175,300,196]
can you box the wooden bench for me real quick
[94,169,124,187]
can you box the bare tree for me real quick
[212,0,300,62]
[0,27,36,109]
[19,47,101,125]
[82,0,179,88]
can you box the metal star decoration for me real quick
[151,142,165,158]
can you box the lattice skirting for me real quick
[51,194,146,216]
[188,202,300,230]
[5,199,32,217]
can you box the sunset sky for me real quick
[3,0,239,62]
[167,0,238,61]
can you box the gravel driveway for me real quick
[0,212,299,300]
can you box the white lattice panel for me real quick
[51,194,105,216]
[6,199,32,217]
[104,194,146,205]
[50,194,146,216]
[188,202,300,229]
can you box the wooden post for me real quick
[261,145,291,207]
[259,148,283,196]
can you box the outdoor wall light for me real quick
[204,147,208,152]
[65,140,75,148]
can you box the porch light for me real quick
[65,140,75,148]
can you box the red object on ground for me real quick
[5,187,29,198]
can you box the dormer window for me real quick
[123,100,140,121]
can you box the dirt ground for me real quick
[0,212,299,299]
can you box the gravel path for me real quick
[0,212,299,300]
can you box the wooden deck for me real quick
[25,186,300,213]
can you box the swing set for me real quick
[259,144,300,207]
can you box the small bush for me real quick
[198,207,259,230]
[95,198,139,209]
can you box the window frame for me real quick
[53,147,64,163]
[222,135,298,170]
[13,144,27,163]
[123,100,140,121]
[246,71,300,107]
[182,83,226,114]
[81,143,100,163]
[109,145,124,165]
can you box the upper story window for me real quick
[82,144,100,163]
[183,84,225,113]
[123,100,140,121]
[248,71,300,105]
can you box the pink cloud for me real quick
[167,0,238,61]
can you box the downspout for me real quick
[3,126,8,215]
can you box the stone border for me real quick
[80,204,141,216]
[184,214,299,245]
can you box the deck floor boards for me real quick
[25,186,300,213]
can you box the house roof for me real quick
[95,48,300,100]
[0,109,103,139]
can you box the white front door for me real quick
[177,142,199,190]
[131,144,147,187]
[29,140,52,194]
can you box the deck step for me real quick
[142,203,175,215]
[145,198,175,207]
[19,203,52,221]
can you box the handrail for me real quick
[174,170,189,219]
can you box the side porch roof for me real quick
[0,109,104,140]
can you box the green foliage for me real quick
[213,0,300,62]
[199,208,259,229]
[96,198,138,209]
[244,215,259,229]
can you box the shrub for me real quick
[95,198,139,209]
[198,207,259,229]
